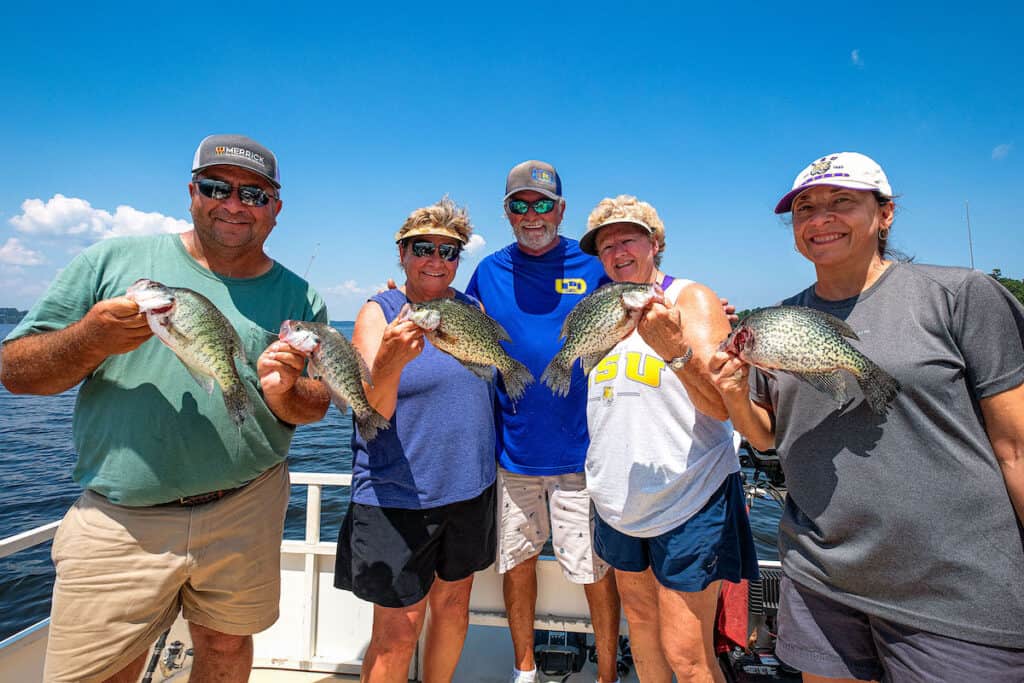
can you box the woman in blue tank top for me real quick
[333,197,497,682]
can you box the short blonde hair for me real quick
[394,196,473,244]
[583,195,666,263]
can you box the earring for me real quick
[879,228,890,240]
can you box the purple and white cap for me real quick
[191,134,280,188]
[774,152,891,213]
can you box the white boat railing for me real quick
[0,472,611,676]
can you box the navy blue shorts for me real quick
[777,575,1024,681]
[593,472,759,592]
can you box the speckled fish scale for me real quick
[408,298,534,401]
[127,279,252,426]
[724,305,900,414]
[541,282,657,397]
[280,321,389,441]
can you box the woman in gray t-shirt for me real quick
[713,152,1024,682]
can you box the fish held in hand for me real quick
[279,320,390,441]
[126,278,252,426]
[404,298,535,401]
[721,305,900,414]
[541,282,659,397]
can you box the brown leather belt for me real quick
[159,482,249,507]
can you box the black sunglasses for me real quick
[506,198,557,215]
[195,178,278,207]
[408,240,461,262]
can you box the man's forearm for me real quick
[264,377,330,425]
[1,323,109,395]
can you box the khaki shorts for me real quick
[43,462,289,683]
[496,468,609,584]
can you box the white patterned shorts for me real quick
[496,468,610,583]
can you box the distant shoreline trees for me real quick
[989,269,1024,306]
[0,308,26,324]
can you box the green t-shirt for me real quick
[6,233,328,506]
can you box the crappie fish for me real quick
[541,282,659,397]
[405,298,534,401]
[721,305,900,414]
[279,320,389,441]
[126,278,252,426]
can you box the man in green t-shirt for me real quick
[0,134,330,683]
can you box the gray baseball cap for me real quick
[191,134,280,188]
[504,160,562,200]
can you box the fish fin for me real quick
[581,351,607,376]
[798,307,859,340]
[354,348,374,387]
[326,385,350,414]
[499,359,535,401]
[462,361,495,382]
[857,361,901,414]
[481,313,512,343]
[354,408,391,441]
[308,357,324,381]
[540,357,572,398]
[221,381,252,427]
[792,370,848,407]
[234,326,259,365]
[184,365,216,395]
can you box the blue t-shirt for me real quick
[349,288,497,509]
[466,237,607,475]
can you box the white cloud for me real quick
[851,49,863,67]
[462,234,487,257]
[992,143,1013,160]
[0,237,45,266]
[324,279,388,296]
[10,194,190,241]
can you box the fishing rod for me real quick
[303,242,320,279]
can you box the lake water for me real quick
[0,321,781,642]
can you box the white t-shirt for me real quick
[585,278,740,537]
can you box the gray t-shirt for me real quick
[754,262,1024,648]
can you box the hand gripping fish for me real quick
[126,278,252,426]
[278,321,390,441]
[720,305,900,414]
[541,282,661,397]
[403,298,535,401]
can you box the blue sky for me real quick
[2,3,1021,321]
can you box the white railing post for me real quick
[301,483,323,661]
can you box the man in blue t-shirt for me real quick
[466,160,620,683]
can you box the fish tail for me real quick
[858,361,901,414]
[222,381,253,427]
[355,408,391,442]
[540,357,572,398]
[500,360,536,402]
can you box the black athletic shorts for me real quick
[334,483,497,608]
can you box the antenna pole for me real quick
[964,201,976,270]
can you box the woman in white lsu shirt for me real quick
[577,195,758,683]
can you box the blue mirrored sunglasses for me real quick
[506,198,556,215]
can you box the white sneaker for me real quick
[509,668,537,683]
